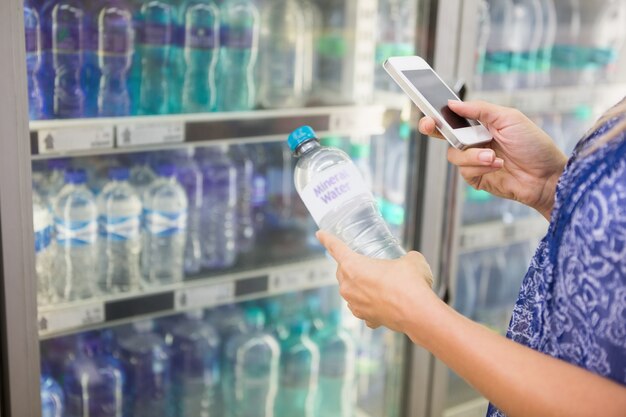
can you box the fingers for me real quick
[447,147,504,169]
[316,231,356,264]
[418,117,444,140]
[365,320,381,329]
[459,166,503,181]
[447,99,508,127]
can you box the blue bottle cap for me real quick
[156,164,176,177]
[64,168,87,185]
[108,166,130,181]
[244,307,266,328]
[287,126,318,152]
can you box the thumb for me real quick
[447,99,501,127]
[316,231,355,264]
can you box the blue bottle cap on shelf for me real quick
[47,157,70,170]
[156,164,176,177]
[244,307,266,328]
[108,166,130,181]
[64,168,87,185]
[287,125,318,152]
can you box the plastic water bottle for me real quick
[34,189,55,305]
[118,320,172,417]
[316,0,347,99]
[289,126,405,259]
[230,145,255,253]
[551,0,581,86]
[97,0,134,116]
[312,309,356,417]
[275,321,319,417]
[129,152,157,200]
[196,146,238,269]
[223,307,280,417]
[536,0,557,87]
[41,374,64,417]
[218,0,259,111]
[170,311,221,417]
[208,303,246,344]
[63,331,125,417]
[51,0,85,118]
[258,0,305,109]
[138,0,174,115]
[37,0,57,118]
[509,0,543,89]
[473,0,491,91]
[300,0,321,99]
[97,167,142,293]
[54,169,98,301]
[482,0,514,90]
[181,0,220,113]
[44,158,71,203]
[25,0,44,120]
[170,149,203,275]
[142,164,188,285]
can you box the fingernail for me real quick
[478,150,494,162]
[493,158,504,168]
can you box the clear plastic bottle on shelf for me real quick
[230,144,255,253]
[218,0,259,111]
[53,169,98,301]
[51,0,86,118]
[44,158,71,203]
[170,311,221,417]
[300,0,321,100]
[37,0,56,118]
[551,0,581,86]
[536,0,557,87]
[196,146,238,269]
[207,303,246,351]
[250,144,269,237]
[41,373,64,417]
[473,0,491,91]
[118,320,172,417]
[97,0,134,116]
[316,0,347,100]
[258,0,306,109]
[33,189,55,305]
[129,152,157,200]
[290,126,405,259]
[97,167,142,293]
[482,0,515,90]
[63,331,125,417]
[138,0,174,115]
[181,0,220,113]
[312,309,356,417]
[275,320,320,417]
[141,164,188,285]
[24,0,44,120]
[509,0,543,89]
[381,122,410,242]
[223,307,280,417]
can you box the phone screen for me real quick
[402,69,479,129]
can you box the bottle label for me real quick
[140,22,172,46]
[99,9,133,56]
[299,163,373,225]
[34,225,53,253]
[483,51,512,74]
[99,215,141,241]
[25,26,39,54]
[55,219,97,247]
[144,209,187,236]
[220,26,254,49]
[186,26,217,49]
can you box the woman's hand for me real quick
[419,100,568,219]
[316,230,439,334]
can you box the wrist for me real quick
[402,293,451,349]
[533,155,567,220]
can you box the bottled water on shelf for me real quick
[196,146,238,269]
[45,158,72,203]
[97,0,133,116]
[275,320,320,417]
[208,303,247,346]
[24,0,44,120]
[63,331,125,417]
[41,374,64,417]
[223,307,280,417]
[473,0,491,91]
[300,0,321,99]
[33,189,55,305]
[551,0,581,86]
[97,167,142,293]
[142,164,188,285]
[138,0,174,115]
[52,0,86,118]
[312,309,356,417]
[170,149,203,275]
[170,311,221,417]
[118,320,172,417]
[537,0,557,87]
[230,144,255,253]
[316,0,347,99]
[53,169,98,301]
[250,144,269,237]
[483,0,514,90]
[258,0,306,109]
[509,0,543,89]
[181,0,220,113]
[289,126,406,259]
[218,0,259,111]
[129,152,157,201]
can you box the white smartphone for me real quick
[383,56,492,150]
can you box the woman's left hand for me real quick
[316,231,437,334]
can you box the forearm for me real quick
[406,297,626,417]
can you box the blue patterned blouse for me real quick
[487,100,626,417]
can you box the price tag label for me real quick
[175,281,235,310]
[37,126,114,154]
[38,302,104,335]
[270,262,337,292]
[116,121,185,147]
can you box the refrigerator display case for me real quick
[0,0,442,416]
[428,1,626,416]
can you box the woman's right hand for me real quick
[419,100,568,219]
